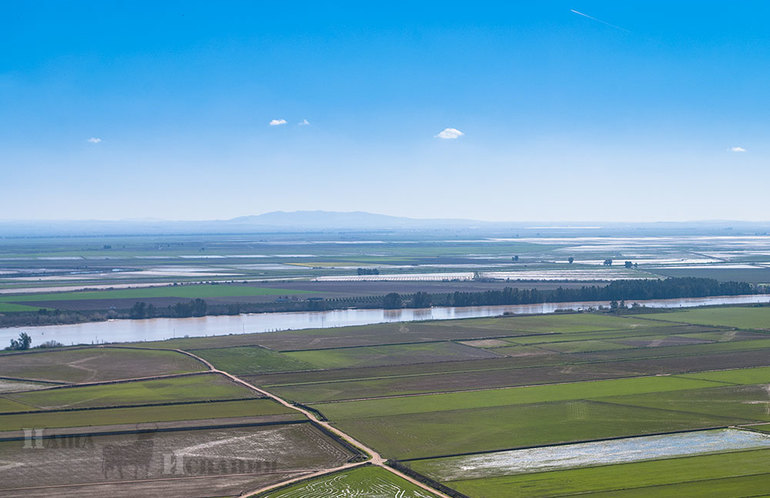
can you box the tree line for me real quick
[1,277,758,329]
[447,277,755,307]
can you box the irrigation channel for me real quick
[2,294,768,346]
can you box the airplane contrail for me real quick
[570,9,630,33]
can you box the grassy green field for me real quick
[2,373,256,410]
[2,304,770,496]
[260,464,438,497]
[0,284,313,303]
[505,325,713,345]
[0,399,298,431]
[331,401,734,460]
[442,448,770,497]
[284,341,498,369]
[0,398,37,413]
[642,306,770,330]
[0,347,206,383]
[433,314,664,334]
[312,375,728,420]
[602,383,770,422]
[190,346,315,375]
[0,302,46,312]
[310,370,770,460]
[680,365,770,384]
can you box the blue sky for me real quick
[2,1,768,222]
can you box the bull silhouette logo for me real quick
[102,425,157,479]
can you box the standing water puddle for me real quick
[417,429,770,481]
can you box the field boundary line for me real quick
[0,418,308,442]
[545,470,770,497]
[6,370,212,394]
[0,375,64,385]
[396,425,738,462]
[587,398,754,424]
[0,396,263,416]
[247,462,369,497]
[301,370,742,405]
[173,349,452,498]
[0,467,313,493]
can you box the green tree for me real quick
[8,332,32,351]
[411,292,432,308]
[383,293,402,309]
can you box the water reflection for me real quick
[1,294,767,346]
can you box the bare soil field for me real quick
[0,422,359,498]
[0,379,50,393]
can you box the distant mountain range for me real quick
[1,211,769,237]
[227,210,479,229]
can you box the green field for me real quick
[602,383,770,422]
[0,398,36,413]
[643,306,770,330]
[680,365,770,384]
[0,347,206,383]
[0,302,46,312]
[0,284,313,303]
[2,373,256,410]
[313,375,728,420]
[433,314,663,334]
[0,399,298,431]
[310,372,770,460]
[442,448,770,497]
[260,464,438,497]
[284,341,498,369]
[331,400,734,460]
[2,303,770,496]
[191,346,315,375]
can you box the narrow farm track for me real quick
[176,349,451,498]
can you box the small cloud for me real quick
[730,146,746,152]
[435,128,464,140]
[269,119,287,126]
[87,137,102,144]
[298,119,310,126]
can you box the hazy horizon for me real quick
[4,2,769,222]
[2,209,770,226]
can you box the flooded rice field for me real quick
[416,429,770,481]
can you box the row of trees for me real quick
[356,268,380,275]
[5,332,63,351]
[448,277,755,307]
[130,299,207,319]
[383,291,432,309]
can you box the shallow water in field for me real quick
[417,429,770,481]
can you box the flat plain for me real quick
[0,302,769,496]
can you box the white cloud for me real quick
[298,119,310,126]
[87,137,102,144]
[269,119,287,126]
[435,128,464,139]
[730,146,746,152]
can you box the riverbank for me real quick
[2,294,769,347]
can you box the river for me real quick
[1,294,768,346]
